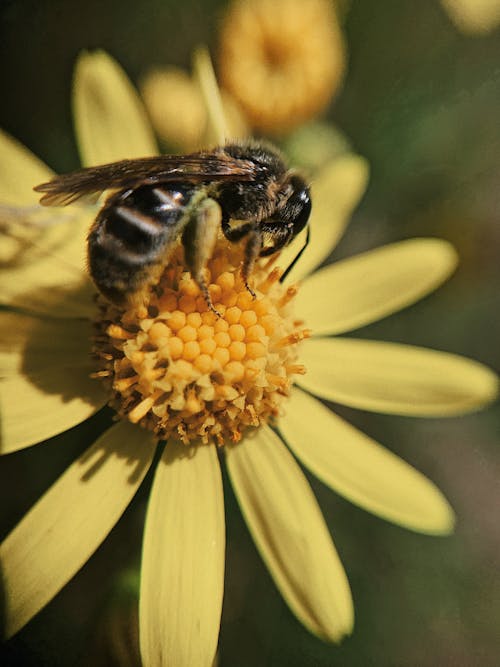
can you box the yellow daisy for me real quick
[0,50,497,667]
[218,0,346,135]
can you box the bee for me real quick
[34,141,311,310]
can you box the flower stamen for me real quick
[92,241,309,445]
[275,329,312,349]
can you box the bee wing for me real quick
[0,203,82,229]
[34,153,258,207]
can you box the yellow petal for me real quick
[141,67,207,152]
[192,47,228,145]
[0,421,155,638]
[0,129,53,205]
[73,50,157,166]
[0,312,107,453]
[279,155,369,282]
[140,441,224,667]
[0,212,95,318]
[0,311,25,377]
[296,238,458,335]
[299,338,499,416]
[225,426,353,642]
[280,389,455,534]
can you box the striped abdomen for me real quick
[87,184,194,304]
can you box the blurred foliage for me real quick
[0,0,499,665]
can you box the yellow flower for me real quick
[0,50,498,667]
[440,0,500,33]
[141,65,248,152]
[218,0,346,135]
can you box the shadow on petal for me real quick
[0,205,86,268]
[27,282,93,321]
[0,209,96,318]
[20,306,100,405]
[78,428,155,485]
[0,291,106,453]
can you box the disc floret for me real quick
[92,242,309,445]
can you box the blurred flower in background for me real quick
[141,0,346,144]
[441,0,500,34]
[219,0,345,135]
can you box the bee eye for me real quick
[286,177,311,234]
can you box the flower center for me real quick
[92,241,309,445]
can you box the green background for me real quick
[0,0,499,665]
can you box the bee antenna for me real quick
[280,226,310,283]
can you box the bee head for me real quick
[280,173,311,236]
[258,173,311,259]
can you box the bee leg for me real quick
[221,214,253,242]
[221,214,260,297]
[241,227,262,298]
[198,273,223,318]
[182,197,222,316]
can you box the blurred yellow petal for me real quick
[441,0,500,33]
[73,50,157,166]
[0,312,106,453]
[226,426,353,642]
[297,238,458,335]
[279,155,369,282]
[192,47,250,146]
[193,47,228,145]
[0,129,53,205]
[141,67,207,152]
[140,441,224,667]
[0,212,95,318]
[280,389,455,534]
[299,338,499,416]
[0,421,155,638]
[141,62,248,153]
